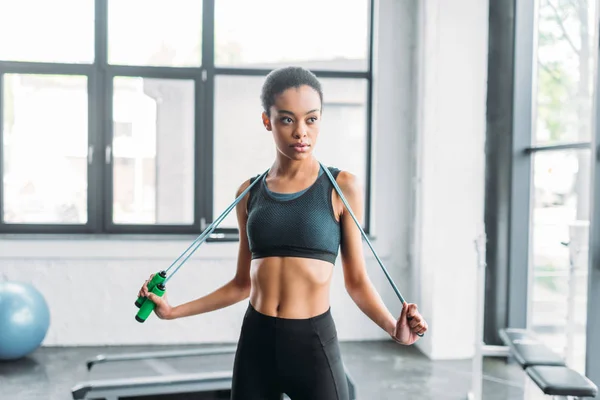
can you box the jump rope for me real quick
[135,162,421,336]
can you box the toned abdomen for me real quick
[249,257,334,319]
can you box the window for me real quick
[530,149,591,372]
[213,76,368,229]
[111,77,195,226]
[534,0,597,146]
[527,0,597,373]
[0,0,374,235]
[2,74,89,224]
[512,0,598,374]
[214,0,370,71]
[107,0,203,67]
[0,0,95,64]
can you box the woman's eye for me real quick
[308,117,318,123]
[281,117,293,124]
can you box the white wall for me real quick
[0,0,416,347]
[374,0,417,296]
[410,0,489,359]
[0,241,403,345]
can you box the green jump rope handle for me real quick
[135,270,167,308]
[135,283,166,323]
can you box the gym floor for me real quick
[2,340,538,400]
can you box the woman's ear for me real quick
[262,111,272,131]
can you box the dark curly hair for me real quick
[260,66,323,117]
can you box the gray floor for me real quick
[0,341,533,400]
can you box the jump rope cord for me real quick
[163,164,405,306]
[319,163,406,305]
[163,169,269,284]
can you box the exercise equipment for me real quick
[0,281,50,360]
[71,345,358,400]
[135,162,416,327]
[499,329,564,368]
[134,168,268,322]
[135,270,166,308]
[71,346,237,400]
[466,236,598,399]
[321,165,405,304]
[498,328,597,399]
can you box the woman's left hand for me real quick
[391,302,428,345]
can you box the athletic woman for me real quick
[139,66,428,400]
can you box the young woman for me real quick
[139,66,428,400]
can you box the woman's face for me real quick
[262,85,322,161]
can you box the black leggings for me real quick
[231,303,349,400]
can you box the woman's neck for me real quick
[270,156,319,179]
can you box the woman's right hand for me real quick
[138,274,174,320]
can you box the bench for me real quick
[499,328,597,399]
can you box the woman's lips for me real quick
[291,143,310,152]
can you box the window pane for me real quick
[108,0,203,67]
[213,75,368,229]
[3,74,88,224]
[533,0,598,145]
[215,0,370,71]
[112,77,195,225]
[530,149,590,374]
[0,0,94,63]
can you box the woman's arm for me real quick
[335,172,398,336]
[336,172,427,343]
[145,179,253,320]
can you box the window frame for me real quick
[0,0,375,236]
[506,0,595,334]
[487,0,600,382]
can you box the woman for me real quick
[139,66,428,400]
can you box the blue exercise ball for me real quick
[0,281,50,360]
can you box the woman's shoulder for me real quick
[235,174,261,198]
[324,167,361,197]
[322,165,356,184]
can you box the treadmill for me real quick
[71,345,357,400]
